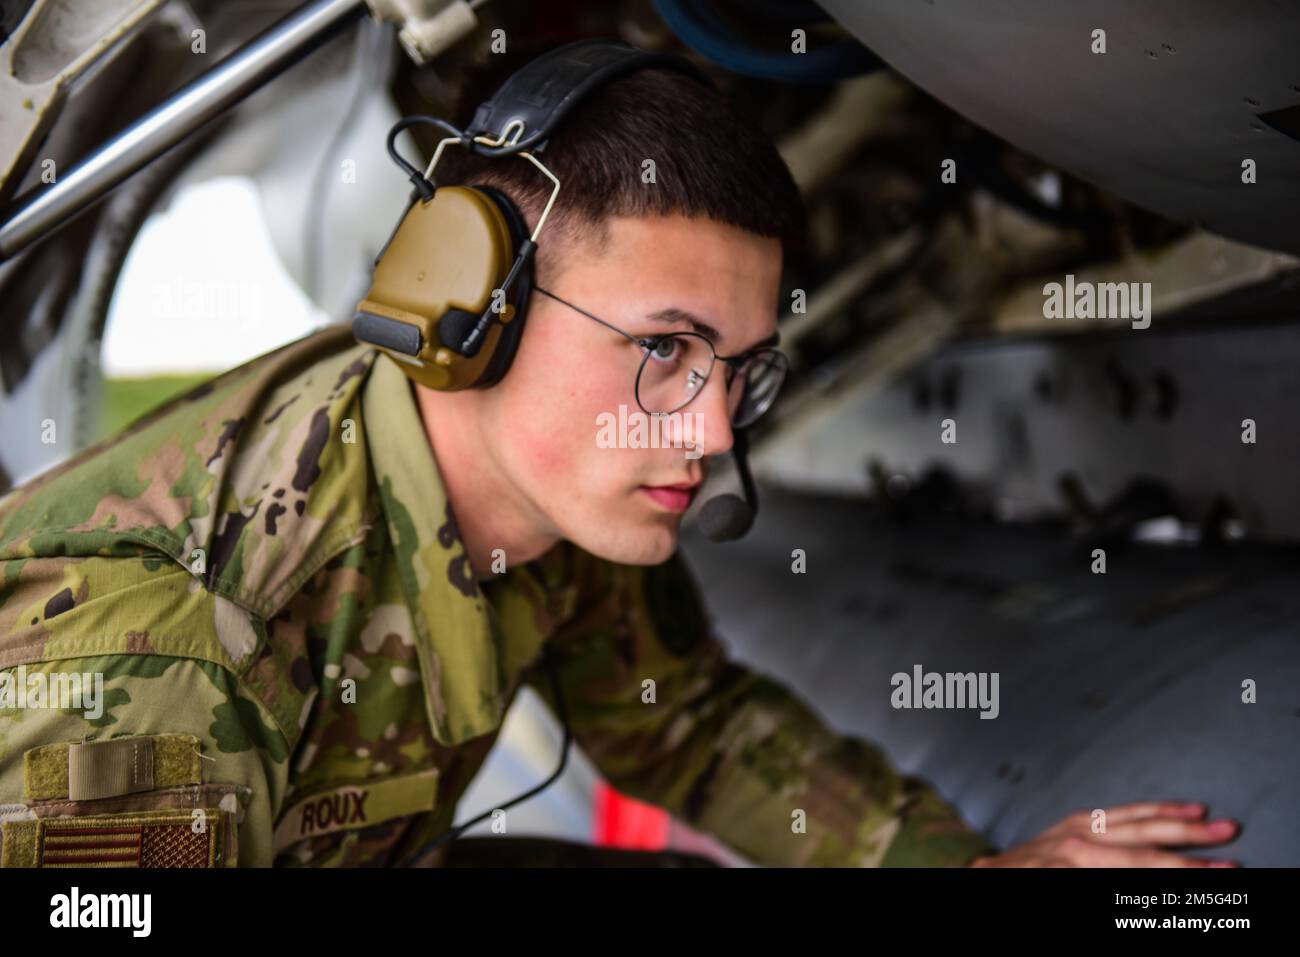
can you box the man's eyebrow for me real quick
[645,307,781,353]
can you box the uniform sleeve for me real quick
[527,550,998,867]
[0,554,292,867]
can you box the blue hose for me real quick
[652,0,879,83]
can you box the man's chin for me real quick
[566,517,681,566]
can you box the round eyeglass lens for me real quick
[636,333,716,415]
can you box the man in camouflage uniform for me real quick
[0,319,999,866]
[0,51,1237,869]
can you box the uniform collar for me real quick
[362,353,504,746]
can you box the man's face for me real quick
[479,213,783,565]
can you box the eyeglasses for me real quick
[534,286,788,428]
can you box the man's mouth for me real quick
[639,482,700,513]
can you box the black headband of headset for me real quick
[463,38,715,157]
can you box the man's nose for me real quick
[694,367,735,458]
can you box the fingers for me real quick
[1052,801,1206,834]
[1009,802,1244,867]
[1050,836,1237,868]
[1093,817,1240,848]
[1094,801,1208,824]
[1116,847,1222,868]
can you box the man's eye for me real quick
[648,339,679,362]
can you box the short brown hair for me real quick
[432,50,805,281]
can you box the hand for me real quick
[969,801,1240,867]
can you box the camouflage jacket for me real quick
[0,324,995,867]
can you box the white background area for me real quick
[104,177,329,377]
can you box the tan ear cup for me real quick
[354,186,518,391]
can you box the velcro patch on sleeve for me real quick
[1,808,228,868]
[272,767,439,854]
[24,734,204,801]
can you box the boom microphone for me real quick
[697,429,759,542]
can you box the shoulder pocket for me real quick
[0,733,249,868]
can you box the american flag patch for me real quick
[2,809,224,868]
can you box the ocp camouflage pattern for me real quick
[0,324,996,866]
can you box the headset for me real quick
[356,38,734,866]
[352,38,712,392]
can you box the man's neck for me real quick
[410,382,560,582]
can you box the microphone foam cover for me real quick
[697,493,754,542]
